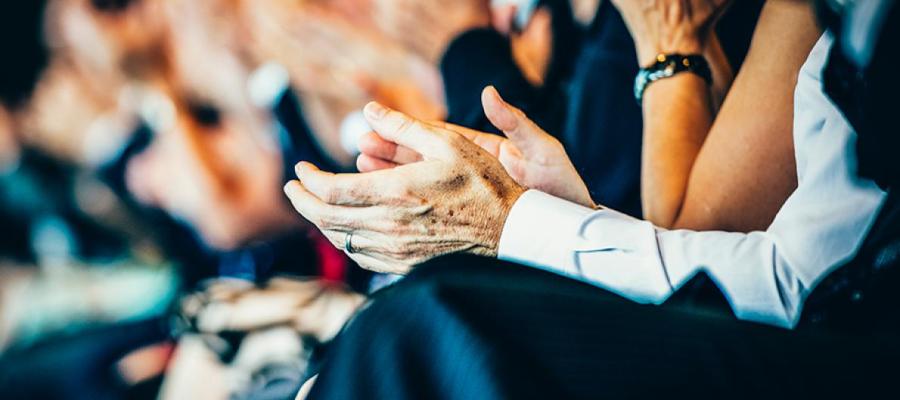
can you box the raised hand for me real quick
[285,102,526,274]
[357,86,595,208]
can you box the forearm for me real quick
[640,1,819,231]
[613,0,724,228]
[640,73,714,228]
[669,1,821,232]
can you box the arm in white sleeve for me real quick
[498,190,675,305]
[498,188,882,329]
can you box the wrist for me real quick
[637,39,704,67]
[634,54,712,104]
[479,183,526,258]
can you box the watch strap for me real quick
[634,54,712,104]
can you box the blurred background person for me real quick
[0,0,439,398]
[0,2,180,400]
[1,0,538,399]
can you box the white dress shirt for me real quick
[497,34,887,329]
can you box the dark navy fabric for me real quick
[803,1,900,332]
[308,255,897,399]
[441,28,567,139]
[0,318,169,400]
[561,4,643,216]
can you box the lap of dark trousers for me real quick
[309,255,899,400]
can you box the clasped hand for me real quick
[284,87,592,274]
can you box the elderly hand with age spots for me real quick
[284,99,526,274]
[358,86,595,208]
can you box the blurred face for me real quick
[237,0,443,166]
[16,61,135,165]
[48,0,167,83]
[125,89,298,250]
[8,0,163,165]
[511,6,553,85]
[490,1,553,85]
[121,0,303,250]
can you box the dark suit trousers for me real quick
[308,255,897,399]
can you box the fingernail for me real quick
[364,102,388,120]
[490,87,507,106]
[294,162,306,178]
[283,181,297,195]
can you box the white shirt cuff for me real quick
[498,190,594,274]
[498,190,674,304]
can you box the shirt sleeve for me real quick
[498,190,674,306]
[499,190,828,329]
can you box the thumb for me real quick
[481,86,549,154]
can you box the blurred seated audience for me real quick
[0,0,411,398]
[3,0,899,399]
[3,1,478,394]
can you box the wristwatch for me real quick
[634,54,712,104]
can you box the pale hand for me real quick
[357,86,595,208]
[284,102,525,274]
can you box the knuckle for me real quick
[321,187,339,204]
[314,214,333,228]
[384,183,407,201]
[307,214,324,227]
[385,242,401,257]
[511,105,528,120]
[376,217,395,233]
[318,211,344,229]
[333,184,356,204]
[446,131,467,147]
[395,117,414,135]
[387,242,410,258]
[387,219,406,235]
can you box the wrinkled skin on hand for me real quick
[284,102,526,274]
[357,86,595,208]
